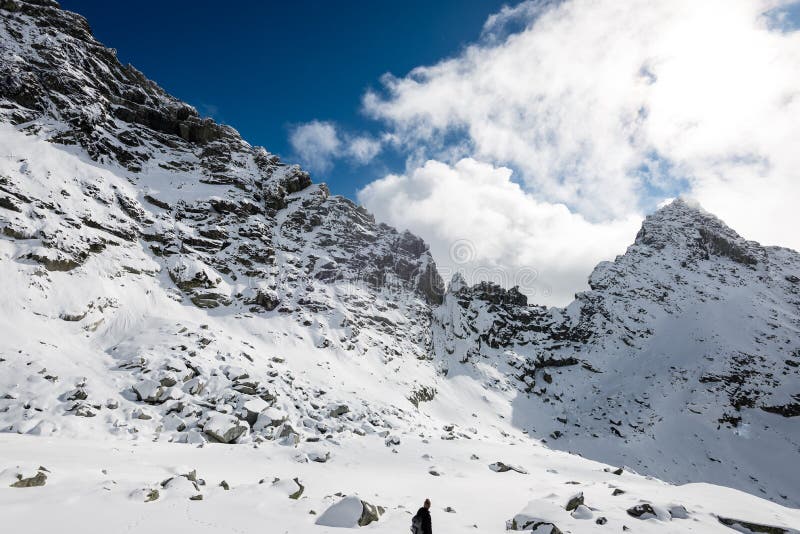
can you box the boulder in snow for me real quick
[161,475,200,497]
[717,516,797,533]
[132,379,165,404]
[490,461,528,474]
[271,477,304,500]
[9,469,47,488]
[315,496,385,528]
[627,503,657,519]
[308,449,331,463]
[385,435,401,447]
[243,398,270,426]
[328,404,350,418]
[669,505,689,519]
[203,413,248,443]
[565,491,584,511]
[507,518,563,533]
[508,501,564,533]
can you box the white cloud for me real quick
[480,0,553,42]
[289,121,383,171]
[289,120,341,173]
[356,0,800,304]
[346,135,382,164]
[363,0,800,235]
[358,158,640,306]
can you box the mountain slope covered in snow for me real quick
[0,0,444,447]
[0,1,798,530]
[434,199,800,505]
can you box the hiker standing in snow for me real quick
[411,498,433,534]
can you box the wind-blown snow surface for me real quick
[2,433,799,534]
[1,1,799,531]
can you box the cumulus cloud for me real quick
[289,121,383,172]
[289,120,341,173]
[346,135,382,164]
[363,0,800,234]
[356,0,800,304]
[358,158,640,306]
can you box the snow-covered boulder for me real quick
[202,413,248,444]
[489,461,528,474]
[627,502,672,521]
[669,505,689,519]
[328,404,349,417]
[132,379,165,404]
[277,423,301,445]
[626,503,657,519]
[308,449,331,463]
[507,519,562,533]
[384,435,400,447]
[182,378,204,396]
[255,407,287,430]
[564,491,583,511]
[242,398,270,425]
[315,496,385,528]
[717,516,800,533]
[223,366,249,381]
[162,413,187,432]
[160,475,200,500]
[166,256,232,308]
[270,477,304,500]
[167,256,222,290]
[508,501,564,533]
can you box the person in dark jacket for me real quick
[414,498,433,534]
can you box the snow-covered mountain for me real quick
[434,199,800,506]
[0,0,444,442]
[0,1,798,532]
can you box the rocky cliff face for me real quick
[0,0,797,509]
[0,0,235,169]
[0,0,442,327]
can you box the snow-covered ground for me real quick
[2,432,799,533]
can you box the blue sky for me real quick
[60,0,513,198]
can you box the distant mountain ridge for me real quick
[1,0,798,508]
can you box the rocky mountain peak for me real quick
[447,273,469,293]
[445,273,528,307]
[0,0,246,173]
[633,198,761,265]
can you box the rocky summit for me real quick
[0,2,798,527]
